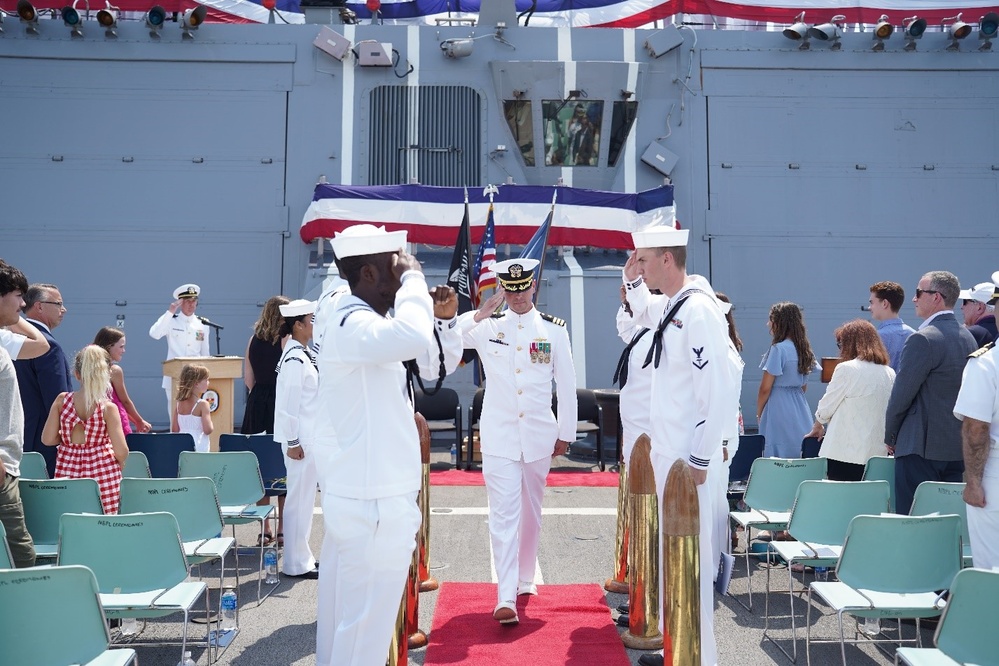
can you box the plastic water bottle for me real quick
[264,547,279,585]
[120,617,138,635]
[220,588,238,631]
[176,650,196,666]
[814,567,829,582]
[450,442,457,467]
[862,617,881,637]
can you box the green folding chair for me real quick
[119,476,236,616]
[177,450,277,604]
[122,451,152,479]
[909,481,972,567]
[862,456,896,513]
[19,477,104,560]
[765,480,890,662]
[0,564,137,666]
[17,451,49,480]
[896,567,997,666]
[57,511,213,664]
[729,456,828,610]
[806,514,962,666]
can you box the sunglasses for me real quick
[915,289,939,298]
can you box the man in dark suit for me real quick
[885,271,977,514]
[14,284,72,478]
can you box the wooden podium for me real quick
[163,356,243,452]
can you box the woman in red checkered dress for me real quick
[41,345,129,514]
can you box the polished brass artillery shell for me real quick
[605,462,630,594]
[662,459,701,666]
[621,434,663,650]
[388,582,407,666]
[415,413,439,592]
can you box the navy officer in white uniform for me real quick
[458,258,577,625]
[148,284,209,419]
[311,224,462,666]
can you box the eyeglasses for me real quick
[39,301,65,308]
[914,289,939,298]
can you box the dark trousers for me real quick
[826,458,865,482]
[0,472,36,568]
[895,454,964,515]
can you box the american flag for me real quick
[472,203,497,302]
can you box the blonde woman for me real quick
[172,364,213,453]
[41,345,128,514]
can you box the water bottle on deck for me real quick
[264,547,280,584]
[120,617,138,635]
[177,650,196,666]
[814,567,829,581]
[450,442,457,467]
[220,588,238,631]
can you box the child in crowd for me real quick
[172,364,213,453]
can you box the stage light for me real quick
[97,2,119,38]
[782,11,810,49]
[902,15,926,50]
[872,14,893,50]
[980,12,998,50]
[61,1,83,38]
[943,13,972,50]
[808,14,846,49]
[17,0,40,34]
[181,4,207,39]
[145,5,165,37]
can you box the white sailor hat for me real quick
[331,224,407,259]
[173,284,201,300]
[494,258,539,292]
[993,271,999,289]
[631,224,689,249]
[279,299,317,318]
[959,282,998,304]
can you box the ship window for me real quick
[541,99,603,167]
[608,101,638,167]
[503,100,535,167]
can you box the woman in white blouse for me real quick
[805,320,896,481]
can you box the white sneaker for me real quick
[517,581,538,596]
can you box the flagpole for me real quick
[531,188,558,306]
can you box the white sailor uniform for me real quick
[312,271,461,666]
[626,274,740,666]
[458,306,577,605]
[148,310,209,417]
[616,302,654,466]
[273,340,320,576]
[954,343,999,570]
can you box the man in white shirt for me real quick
[622,226,741,666]
[458,258,577,624]
[312,225,461,666]
[148,284,210,420]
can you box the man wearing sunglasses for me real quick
[959,281,998,348]
[885,271,977,513]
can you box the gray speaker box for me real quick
[313,26,351,61]
[641,140,679,177]
[645,25,684,57]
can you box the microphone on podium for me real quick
[197,315,224,330]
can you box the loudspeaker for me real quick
[641,140,679,177]
[313,26,352,61]
[645,24,684,57]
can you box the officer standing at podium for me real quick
[149,284,210,420]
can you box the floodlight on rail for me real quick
[782,12,811,50]
[872,15,893,51]
[902,16,927,51]
[181,4,207,40]
[807,14,846,50]
[942,13,972,50]
[979,12,998,50]
[96,2,119,38]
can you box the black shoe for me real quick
[285,569,319,579]
[616,603,629,614]
[615,613,629,627]
[638,655,664,666]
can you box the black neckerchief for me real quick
[613,327,650,389]
[642,289,707,369]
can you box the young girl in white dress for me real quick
[172,364,213,452]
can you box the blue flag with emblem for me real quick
[518,193,555,305]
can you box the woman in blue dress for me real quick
[757,302,817,458]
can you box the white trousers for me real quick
[968,454,999,571]
[482,453,551,604]
[651,450,720,666]
[280,444,319,575]
[314,491,420,666]
[709,442,736,576]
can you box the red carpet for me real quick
[423,583,630,666]
[430,469,619,488]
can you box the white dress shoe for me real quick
[517,581,538,596]
[493,601,519,624]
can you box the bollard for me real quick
[387,582,407,666]
[621,435,663,650]
[662,459,701,666]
